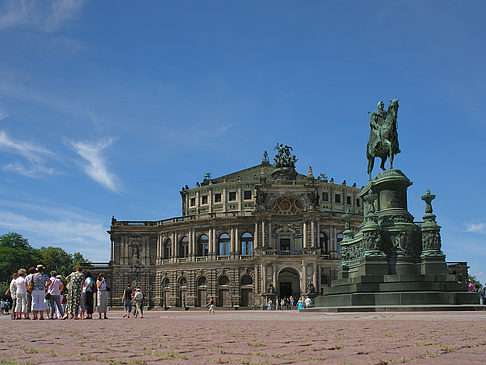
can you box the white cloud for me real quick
[0,0,85,32]
[0,199,109,261]
[71,139,120,194]
[0,107,8,120]
[465,222,486,234]
[0,130,58,177]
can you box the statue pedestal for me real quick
[316,168,479,308]
[420,252,447,275]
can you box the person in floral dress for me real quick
[65,266,84,319]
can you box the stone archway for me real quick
[277,267,300,299]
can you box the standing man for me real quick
[122,284,133,318]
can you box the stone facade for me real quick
[107,153,364,308]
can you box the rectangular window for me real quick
[190,197,196,206]
[214,193,221,203]
[229,192,237,201]
[244,190,252,200]
[335,194,341,203]
[346,196,351,205]
[322,192,329,201]
[356,199,360,207]
[201,195,208,205]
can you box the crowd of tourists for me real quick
[265,295,312,310]
[5,265,109,320]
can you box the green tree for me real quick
[37,246,75,277]
[0,232,40,284]
[0,232,91,295]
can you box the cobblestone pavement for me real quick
[1,310,486,364]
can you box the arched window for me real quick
[319,232,328,253]
[337,233,343,256]
[218,233,230,256]
[162,278,169,289]
[218,276,229,286]
[241,275,253,285]
[164,239,172,259]
[179,236,189,258]
[197,234,209,256]
[197,276,206,287]
[240,232,253,255]
[179,277,187,287]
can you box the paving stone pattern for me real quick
[1,311,486,364]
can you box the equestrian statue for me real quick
[366,99,400,180]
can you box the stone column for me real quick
[268,221,272,248]
[262,221,266,248]
[254,264,259,294]
[234,226,239,256]
[208,229,213,256]
[303,220,307,248]
[230,227,235,257]
[188,229,194,259]
[262,264,267,292]
[272,264,277,292]
[311,220,315,247]
[302,261,307,293]
[212,227,217,258]
[254,221,259,250]
[171,232,176,262]
[110,238,114,262]
[208,188,213,214]
[313,262,318,291]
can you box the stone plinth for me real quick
[319,169,479,307]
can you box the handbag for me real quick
[45,293,51,300]
[27,281,34,293]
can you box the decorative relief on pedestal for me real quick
[422,231,442,252]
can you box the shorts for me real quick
[123,299,132,311]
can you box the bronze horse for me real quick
[366,99,400,180]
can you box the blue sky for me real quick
[0,1,485,282]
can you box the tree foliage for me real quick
[0,232,90,294]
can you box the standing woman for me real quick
[9,273,18,320]
[297,297,304,311]
[83,271,95,319]
[65,266,84,319]
[47,271,64,320]
[96,273,108,319]
[14,269,28,319]
[31,265,50,320]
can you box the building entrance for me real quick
[277,267,300,299]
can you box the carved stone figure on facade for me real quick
[307,191,319,207]
[131,242,140,259]
[306,282,316,294]
[111,216,116,226]
[256,190,266,208]
[266,282,275,294]
[366,99,401,179]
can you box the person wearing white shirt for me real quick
[304,297,312,309]
[47,271,64,320]
[14,269,28,319]
[9,273,18,320]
